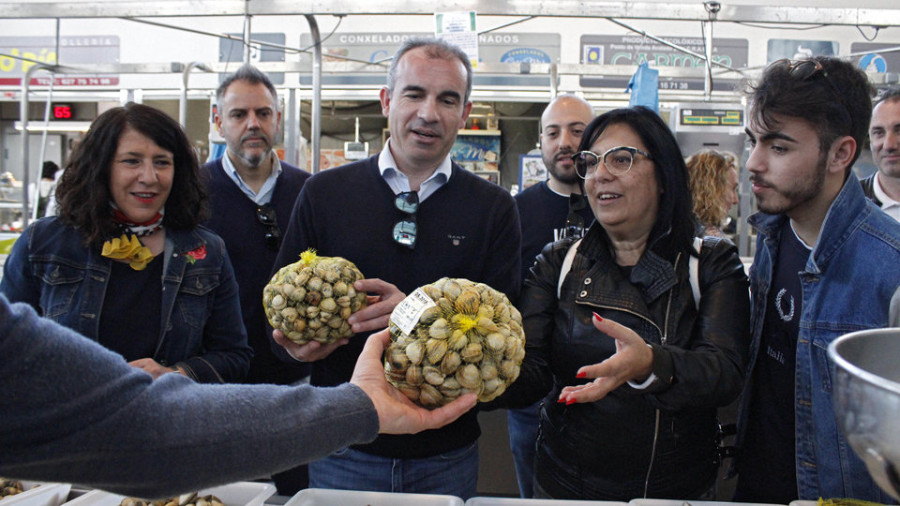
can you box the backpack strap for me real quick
[690,236,703,310]
[557,238,583,299]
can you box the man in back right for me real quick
[861,86,900,221]
[734,57,900,503]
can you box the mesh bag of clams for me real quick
[264,250,367,345]
[0,479,26,498]
[383,277,525,408]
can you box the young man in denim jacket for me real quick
[734,57,900,503]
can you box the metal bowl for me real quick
[829,328,900,501]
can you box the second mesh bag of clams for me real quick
[383,277,525,408]
[263,249,367,345]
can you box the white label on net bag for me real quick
[391,288,437,335]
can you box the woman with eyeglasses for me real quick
[0,103,252,383]
[494,107,750,500]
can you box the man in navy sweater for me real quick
[271,38,521,500]
[508,94,594,497]
[201,64,311,494]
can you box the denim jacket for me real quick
[0,217,252,383]
[736,176,900,502]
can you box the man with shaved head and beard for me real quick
[508,94,594,497]
[517,94,595,281]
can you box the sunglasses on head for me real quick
[775,58,851,119]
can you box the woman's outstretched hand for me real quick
[557,313,654,405]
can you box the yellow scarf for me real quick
[101,234,154,271]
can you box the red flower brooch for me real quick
[185,245,207,264]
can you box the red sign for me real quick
[53,104,72,119]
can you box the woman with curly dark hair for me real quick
[1,102,252,383]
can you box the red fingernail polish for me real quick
[557,397,566,403]
[576,371,587,379]
[566,398,576,405]
[593,312,603,322]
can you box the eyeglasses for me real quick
[256,204,282,251]
[572,146,652,179]
[561,193,587,240]
[776,58,850,118]
[392,191,418,249]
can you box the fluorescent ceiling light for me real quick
[13,121,92,132]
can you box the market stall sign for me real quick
[0,36,120,86]
[579,34,748,91]
[298,32,560,87]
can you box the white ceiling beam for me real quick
[1,1,898,27]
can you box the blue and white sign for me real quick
[766,39,838,62]
[851,42,900,74]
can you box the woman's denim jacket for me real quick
[0,217,252,383]
[735,176,900,502]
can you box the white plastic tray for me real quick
[468,497,628,505]
[630,500,786,506]
[62,482,274,506]
[286,488,464,506]
[1,482,72,506]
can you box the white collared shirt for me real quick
[221,151,283,205]
[873,172,900,222]
[377,138,452,202]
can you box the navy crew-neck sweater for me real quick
[202,158,311,385]
[515,180,595,281]
[273,154,521,459]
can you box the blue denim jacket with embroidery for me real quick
[0,217,252,383]
[736,176,900,502]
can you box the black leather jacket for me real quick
[505,224,750,500]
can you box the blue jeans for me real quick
[507,401,540,498]
[308,443,479,500]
